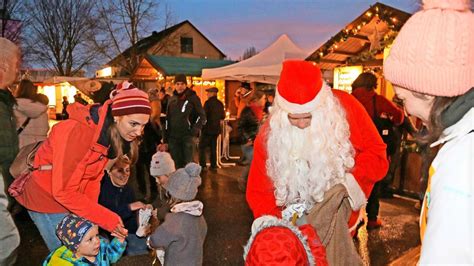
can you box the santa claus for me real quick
[246,60,388,232]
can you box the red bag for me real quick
[8,171,32,197]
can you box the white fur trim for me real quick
[342,173,367,211]
[243,215,316,266]
[274,82,331,114]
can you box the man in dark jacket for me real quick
[0,37,20,266]
[160,74,206,168]
[199,87,225,170]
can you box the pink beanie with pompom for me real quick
[384,0,474,97]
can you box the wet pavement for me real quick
[13,149,421,265]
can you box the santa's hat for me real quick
[274,60,324,114]
[244,216,328,266]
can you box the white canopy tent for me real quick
[202,34,308,84]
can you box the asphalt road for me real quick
[13,161,420,265]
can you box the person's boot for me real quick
[367,219,383,230]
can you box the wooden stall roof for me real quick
[307,2,411,70]
[133,55,234,79]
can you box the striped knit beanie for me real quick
[384,0,474,97]
[110,81,151,116]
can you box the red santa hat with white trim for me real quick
[274,60,325,114]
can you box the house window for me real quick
[181,37,193,53]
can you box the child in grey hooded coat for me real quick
[148,163,207,266]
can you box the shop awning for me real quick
[142,55,234,77]
[202,34,307,85]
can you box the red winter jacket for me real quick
[246,90,388,228]
[15,100,121,232]
[351,88,404,126]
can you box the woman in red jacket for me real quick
[14,81,151,251]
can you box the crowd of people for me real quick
[0,0,472,264]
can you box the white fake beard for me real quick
[266,88,355,208]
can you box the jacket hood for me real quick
[65,100,114,148]
[15,98,48,118]
[66,101,111,125]
[432,107,473,147]
[441,87,474,128]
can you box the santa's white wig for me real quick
[266,84,355,207]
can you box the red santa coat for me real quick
[246,89,388,227]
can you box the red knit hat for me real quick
[274,60,324,114]
[110,81,151,116]
[244,216,328,266]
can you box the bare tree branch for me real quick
[23,0,99,76]
[92,0,174,75]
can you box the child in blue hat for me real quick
[43,214,127,265]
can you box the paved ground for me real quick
[13,153,421,265]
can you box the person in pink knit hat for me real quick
[12,81,151,252]
[384,0,473,263]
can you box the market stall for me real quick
[307,3,422,198]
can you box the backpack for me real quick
[372,96,397,155]
[8,140,52,197]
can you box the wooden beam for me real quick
[350,34,369,41]
[354,59,383,66]
[319,59,344,64]
[332,50,358,56]
[355,42,371,54]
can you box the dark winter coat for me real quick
[98,173,138,232]
[0,89,18,164]
[202,96,225,135]
[238,105,262,143]
[164,88,206,142]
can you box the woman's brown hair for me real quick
[108,123,140,164]
[15,79,39,101]
[248,90,266,104]
[415,93,458,146]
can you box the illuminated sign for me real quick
[96,67,113,78]
[192,80,216,86]
[333,66,363,93]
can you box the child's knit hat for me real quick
[150,151,176,177]
[56,214,95,252]
[384,0,474,97]
[164,163,202,201]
